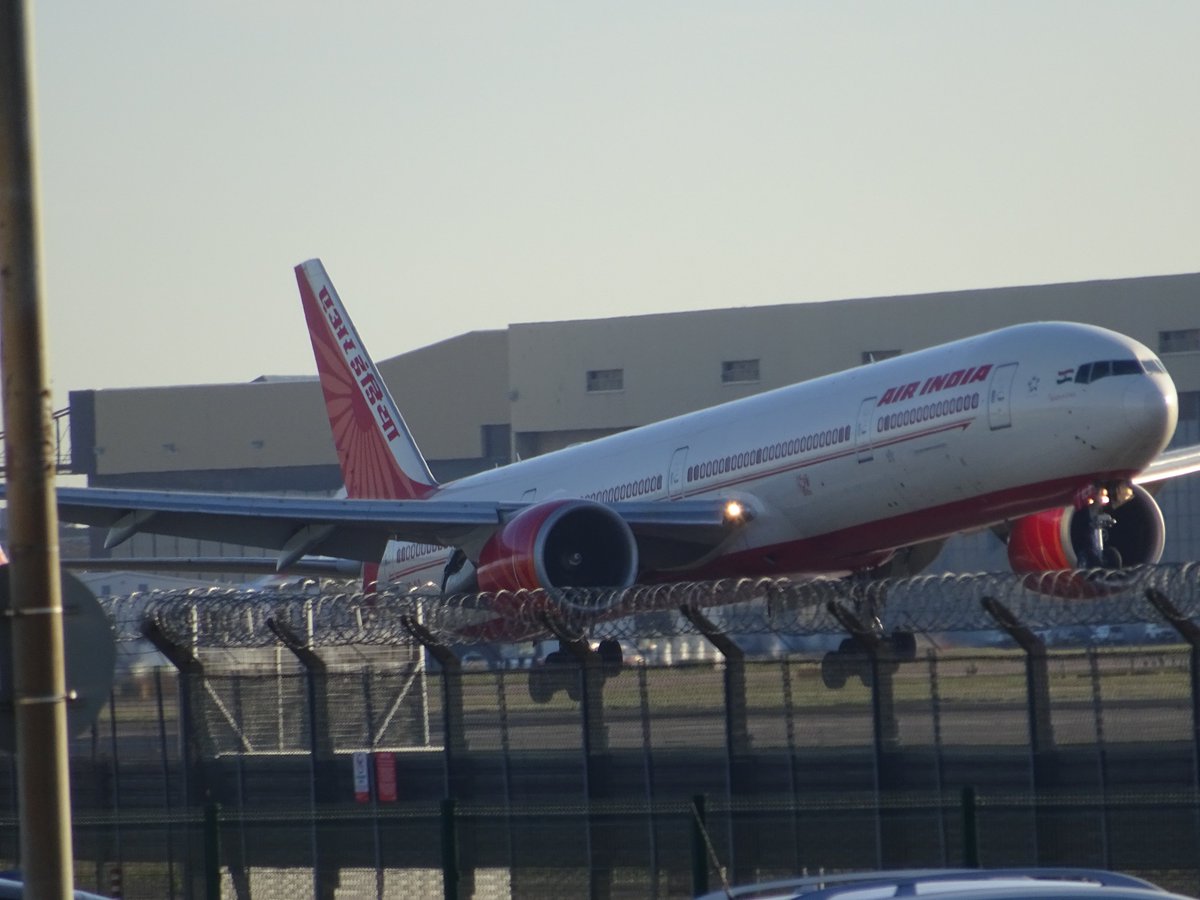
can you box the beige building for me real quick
[67,272,1200,570]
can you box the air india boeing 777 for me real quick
[45,261,1200,620]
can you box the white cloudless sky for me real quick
[23,1,1200,405]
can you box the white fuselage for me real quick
[377,322,1177,589]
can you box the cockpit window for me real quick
[1074,358,1149,384]
[1141,357,1167,375]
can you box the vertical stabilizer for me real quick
[296,259,438,500]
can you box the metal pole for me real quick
[961,786,979,867]
[361,669,383,900]
[1086,649,1111,867]
[153,668,179,899]
[927,651,948,865]
[637,664,659,898]
[0,5,75,897]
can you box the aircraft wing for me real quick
[61,555,363,577]
[1134,444,1200,486]
[30,487,745,572]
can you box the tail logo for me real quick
[317,287,402,443]
[298,259,437,500]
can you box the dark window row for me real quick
[687,425,852,484]
[1159,329,1200,354]
[585,474,663,504]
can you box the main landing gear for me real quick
[819,630,917,690]
[527,637,623,704]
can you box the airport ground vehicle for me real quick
[696,868,1197,900]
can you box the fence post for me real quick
[961,786,979,868]
[826,602,899,750]
[1086,649,1111,867]
[400,616,467,796]
[361,670,385,900]
[203,795,220,900]
[537,614,612,899]
[637,664,660,898]
[1145,589,1200,790]
[690,794,709,898]
[142,618,212,899]
[981,597,1054,752]
[928,651,948,865]
[679,605,749,758]
[780,656,802,873]
[152,668,178,899]
[680,603,750,880]
[827,601,898,869]
[141,619,213,805]
[538,614,609,769]
[267,617,339,900]
[441,797,460,900]
[981,596,1054,864]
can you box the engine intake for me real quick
[1007,483,1165,572]
[476,499,639,602]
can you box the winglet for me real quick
[296,259,438,500]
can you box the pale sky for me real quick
[23,1,1200,407]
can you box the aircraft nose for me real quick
[1123,374,1177,454]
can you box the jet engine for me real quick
[1006,483,1165,572]
[475,499,639,606]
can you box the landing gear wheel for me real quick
[891,631,917,662]
[565,676,582,702]
[820,651,849,690]
[857,661,874,688]
[528,667,554,704]
[597,639,623,677]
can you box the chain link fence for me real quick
[2,567,1200,898]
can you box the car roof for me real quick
[696,868,1192,900]
[0,877,110,899]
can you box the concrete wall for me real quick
[507,274,1200,438]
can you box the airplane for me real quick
[23,259,1200,691]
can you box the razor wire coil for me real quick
[98,564,1200,650]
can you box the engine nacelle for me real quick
[476,499,639,597]
[1007,483,1165,572]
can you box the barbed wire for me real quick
[98,563,1200,650]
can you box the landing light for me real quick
[724,500,746,521]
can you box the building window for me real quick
[721,359,760,384]
[586,368,624,392]
[1159,329,1200,354]
[480,424,511,462]
[861,349,901,365]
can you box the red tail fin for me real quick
[296,259,438,500]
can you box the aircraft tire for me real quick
[820,651,848,690]
[597,638,623,677]
[528,668,554,704]
[892,631,917,661]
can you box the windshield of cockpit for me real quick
[1074,358,1166,384]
